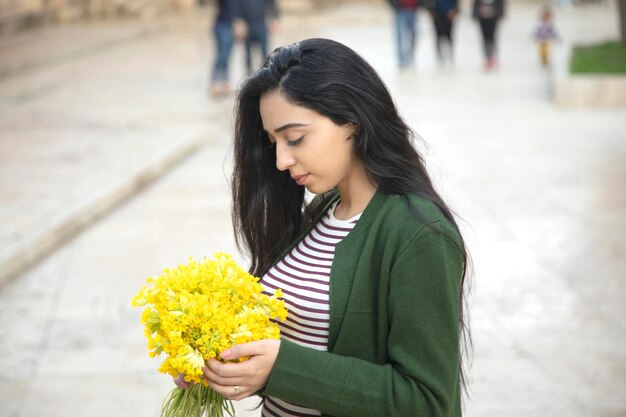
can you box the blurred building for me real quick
[0,0,367,34]
[0,0,196,33]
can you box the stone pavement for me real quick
[0,1,625,417]
[0,10,229,286]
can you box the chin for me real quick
[304,185,320,194]
[305,183,334,195]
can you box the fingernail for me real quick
[221,349,231,359]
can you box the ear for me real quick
[349,122,360,138]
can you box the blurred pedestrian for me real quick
[534,6,560,68]
[425,0,459,64]
[472,0,506,70]
[209,0,241,98]
[387,0,421,69]
[238,0,280,75]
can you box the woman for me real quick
[472,0,506,70]
[426,0,459,64]
[177,38,471,417]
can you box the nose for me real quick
[275,142,296,171]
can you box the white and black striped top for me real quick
[261,201,361,417]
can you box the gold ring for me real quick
[233,385,241,395]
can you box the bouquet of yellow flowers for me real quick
[132,253,287,417]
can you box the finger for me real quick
[173,373,190,389]
[220,340,268,361]
[203,358,250,384]
[174,379,189,389]
[206,380,248,401]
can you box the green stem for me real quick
[161,385,234,417]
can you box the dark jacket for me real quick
[236,0,279,23]
[263,190,464,417]
[215,0,241,23]
[472,0,505,19]
[425,0,458,14]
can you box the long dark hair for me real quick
[231,38,472,393]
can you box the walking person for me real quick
[209,0,241,97]
[426,0,459,64]
[533,6,560,68]
[175,38,471,417]
[472,0,506,70]
[238,0,280,75]
[387,0,421,69]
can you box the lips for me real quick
[291,174,309,186]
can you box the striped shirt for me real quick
[535,23,558,41]
[261,201,361,417]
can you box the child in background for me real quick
[534,7,560,68]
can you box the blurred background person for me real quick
[425,0,459,64]
[387,0,420,69]
[209,0,241,97]
[238,0,280,75]
[534,6,560,68]
[472,0,506,71]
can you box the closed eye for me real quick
[288,136,304,146]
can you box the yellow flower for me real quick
[132,252,287,387]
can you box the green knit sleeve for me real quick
[385,222,464,415]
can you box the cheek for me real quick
[332,137,355,169]
[303,126,354,174]
[319,142,354,181]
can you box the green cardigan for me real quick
[263,189,464,417]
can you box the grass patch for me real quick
[570,41,626,74]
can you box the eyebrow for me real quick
[269,123,310,134]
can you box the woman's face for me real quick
[259,90,359,195]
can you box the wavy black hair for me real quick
[231,38,472,393]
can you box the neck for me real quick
[334,164,377,220]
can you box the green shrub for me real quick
[570,42,626,74]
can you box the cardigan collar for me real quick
[269,188,387,274]
[310,187,387,238]
[308,189,390,350]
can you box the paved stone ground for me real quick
[0,12,231,285]
[0,1,624,417]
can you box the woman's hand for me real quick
[202,339,281,400]
[173,373,190,389]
